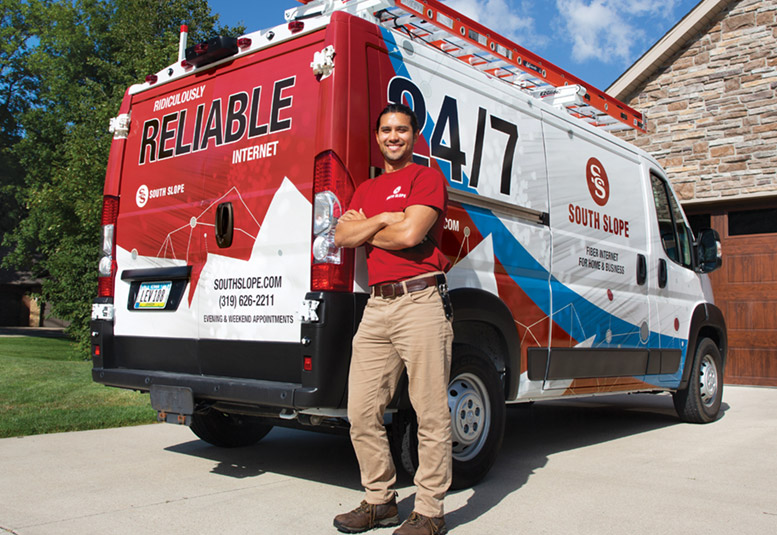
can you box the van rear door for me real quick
[112,28,327,379]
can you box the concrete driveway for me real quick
[1,385,775,534]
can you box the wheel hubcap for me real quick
[448,372,490,462]
[699,354,719,407]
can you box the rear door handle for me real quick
[215,202,234,248]
[658,258,668,288]
[637,254,647,285]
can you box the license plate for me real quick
[134,281,172,310]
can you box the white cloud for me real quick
[443,0,548,48]
[555,0,683,65]
[609,0,683,19]
[555,0,633,64]
[438,0,692,80]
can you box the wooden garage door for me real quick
[705,208,777,386]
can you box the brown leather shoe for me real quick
[333,497,400,533]
[393,511,448,535]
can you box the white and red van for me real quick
[92,0,726,488]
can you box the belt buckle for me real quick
[380,283,397,299]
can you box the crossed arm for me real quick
[334,204,439,251]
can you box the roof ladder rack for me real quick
[376,0,646,132]
[290,0,645,132]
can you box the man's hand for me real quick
[339,209,367,223]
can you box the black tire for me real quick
[673,337,724,423]
[391,346,506,489]
[190,409,273,447]
[390,408,418,479]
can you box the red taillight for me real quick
[314,151,354,203]
[303,356,313,371]
[98,196,119,298]
[311,262,350,292]
[97,271,115,297]
[101,195,119,225]
[311,151,355,292]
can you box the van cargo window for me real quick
[650,173,693,269]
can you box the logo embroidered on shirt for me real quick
[386,186,407,201]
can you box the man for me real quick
[332,103,453,535]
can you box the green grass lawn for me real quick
[0,336,156,438]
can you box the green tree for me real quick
[3,0,243,349]
[0,0,39,236]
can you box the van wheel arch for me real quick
[449,288,521,400]
[680,303,727,390]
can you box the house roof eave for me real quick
[607,0,732,101]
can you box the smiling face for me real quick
[375,111,419,173]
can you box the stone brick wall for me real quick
[615,0,777,203]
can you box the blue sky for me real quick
[210,0,701,92]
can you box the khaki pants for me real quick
[347,282,453,518]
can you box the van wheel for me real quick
[672,338,723,423]
[190,409,273,447]
[390,347,506,489]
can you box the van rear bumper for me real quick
[92,367,313,409]
[91,291,369,412]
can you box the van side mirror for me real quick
[695,228,722,273]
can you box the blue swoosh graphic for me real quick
[380,27,686,386]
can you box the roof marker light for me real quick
[237,37,252,48]
[289,20,305,33]
[145,74,158,84]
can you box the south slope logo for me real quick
[386,185,407,201]
[136,185,149,208]
[586,158,610,207]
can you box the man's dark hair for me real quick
[375,103,419,134]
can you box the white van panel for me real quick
[546,113,651,329]
[197,177,311,342]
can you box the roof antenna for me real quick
[178,25,189,62]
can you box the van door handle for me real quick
[215,202,234,248]
[637,254,647,285]
[658,258,668,288]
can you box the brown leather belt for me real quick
[371,274,446,299]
